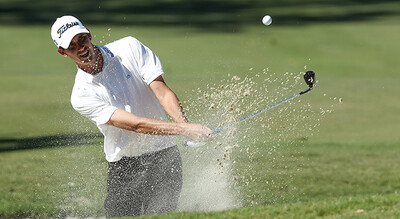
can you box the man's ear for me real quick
[57,48,68,57]
[87,28,92,41]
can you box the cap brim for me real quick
[59,28,89,49]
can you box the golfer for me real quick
[51,15,211,217]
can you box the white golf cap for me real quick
[51,15,89,49]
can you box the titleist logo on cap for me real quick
[57,21,79,38]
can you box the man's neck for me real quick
[78,46,104,75]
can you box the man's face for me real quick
[59,33,96,64]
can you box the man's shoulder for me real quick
[105,36,143,63]
[106,36,140,50]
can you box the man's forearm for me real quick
[107,109,185,135]
[160,91,188,123]
[149,78,188,123]
[106,109,211,142]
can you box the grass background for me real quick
[1,0,400,218]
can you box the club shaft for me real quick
[212,88,310,133]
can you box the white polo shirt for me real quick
[71,37,176,162]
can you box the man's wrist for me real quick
[176,122,187,136]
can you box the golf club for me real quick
[185,71,316,147]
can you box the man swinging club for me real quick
[51,15,212,217]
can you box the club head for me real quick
[304,71,315,88]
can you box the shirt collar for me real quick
[98,45,114,67]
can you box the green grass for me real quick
[0,143,107,218]
[1,141,399,218]
[135,192,400,219]
[2,23,400,141]
[1,1,400,217]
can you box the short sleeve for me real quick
[129,37,164,84]
[71,86,118,126]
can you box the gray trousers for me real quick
[104,146,182,218]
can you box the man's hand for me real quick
[181,123,213,143]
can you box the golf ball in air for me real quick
[262,15,272,26]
